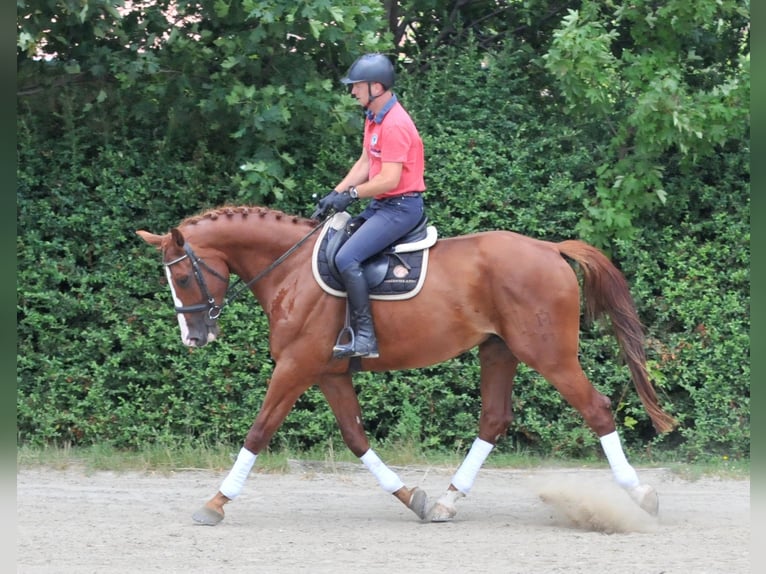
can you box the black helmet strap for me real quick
[365,81,380,107]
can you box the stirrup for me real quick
[332,337,379,359]
[332,329,379,359]
[332,326,356,359]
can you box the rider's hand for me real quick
[327,190,355,213]
[311,189,338,219]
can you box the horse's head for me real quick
[136,227,229,347]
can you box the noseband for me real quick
[164,243,228,320]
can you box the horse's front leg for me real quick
[430,336,518,522]
[192,364,311,526]
[318,373,429,520]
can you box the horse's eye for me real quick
[176,274,191,288]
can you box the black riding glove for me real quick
[328,189,355,213]
[311,189,338,219]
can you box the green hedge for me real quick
[17,45,749,462]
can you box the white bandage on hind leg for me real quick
[451,437,494,494]
[219,447,257,499]
[361,449,405,494]
[600,431,640,489]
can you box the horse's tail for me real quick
[557,240,677,434]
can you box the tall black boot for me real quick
[333,264,379,359]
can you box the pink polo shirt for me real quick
[363,99,426,199]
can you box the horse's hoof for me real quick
[428,490,465,522]
[428,502,457,522]
[192,506,225,526]
[408,487,428,520]
[629,484,659,516]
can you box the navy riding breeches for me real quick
[335,194,425,273]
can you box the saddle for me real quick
[311,211,438,300]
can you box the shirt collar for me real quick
[366,94,398,124]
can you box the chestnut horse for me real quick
[136,205,676,526]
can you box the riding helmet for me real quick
[340,53,395,90]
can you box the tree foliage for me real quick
[18,0,393,202]
[543,0,750,243]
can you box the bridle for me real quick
[162,216,329,320]
[163,242,228,319]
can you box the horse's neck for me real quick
[219,218,313,300]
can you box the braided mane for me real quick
[179,205,313,228]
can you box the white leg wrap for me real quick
[600,431,640,489]
[360,449,405,494]
[451,437,494,494]
[219,447,257,499]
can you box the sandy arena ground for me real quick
[16,462,750,573]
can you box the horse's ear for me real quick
[135,230,164,249]
[170,227,185,247]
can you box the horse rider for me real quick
[314,53,427,359]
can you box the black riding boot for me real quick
[333,265,379,359]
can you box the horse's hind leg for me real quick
[318,373,428,520]
[430,336,518,522]
[537,358,659,516]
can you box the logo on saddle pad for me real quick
[311,212,438,300]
